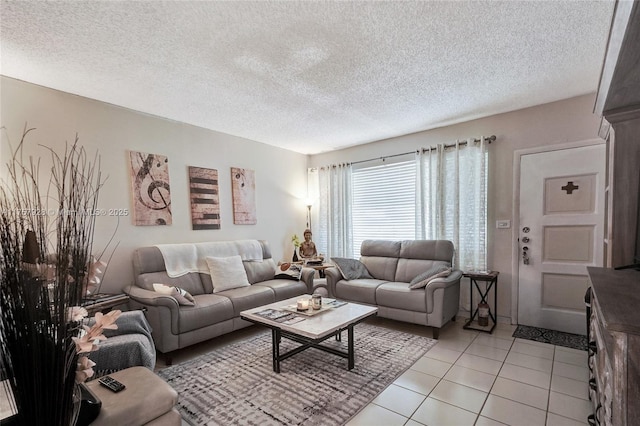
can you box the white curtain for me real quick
[416,138,488,271]
[317,164,353,258]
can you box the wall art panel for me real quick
[230,167,256,225]
[189,166,221,230]
[128,150,172,226]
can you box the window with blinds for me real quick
[352,160,416,258]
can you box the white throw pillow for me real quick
[205,255,251,293]
[152,283,196,306]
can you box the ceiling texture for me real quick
[1,1,615,155]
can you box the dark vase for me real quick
[293,248,299,262]
[76,383,102,426]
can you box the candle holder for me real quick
[312,294,322,310]
[297,298,310,311]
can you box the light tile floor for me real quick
[347,321,591,426]
[1,318,591,426]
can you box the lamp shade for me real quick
[22,230,40,264]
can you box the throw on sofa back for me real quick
[132,239,275,295]
[360,240,455,283]
[133,246,208,295]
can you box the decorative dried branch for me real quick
[0,125,105,425]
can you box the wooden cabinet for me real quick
[595,1,640,268]
[600,115,640,268]
[587,267,640,426]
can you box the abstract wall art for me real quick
[230,167,256,225]
[128,150,172,226]
[188,166,221,230]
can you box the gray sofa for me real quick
[127,240,314,357]
[325,239,462,339]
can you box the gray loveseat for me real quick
[325,240,462,339]
[127,240,314,357]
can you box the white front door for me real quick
[518,144,605,335]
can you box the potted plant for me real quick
[0,125,116,425]
[291,234,301,262]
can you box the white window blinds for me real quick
[352,160,416,258]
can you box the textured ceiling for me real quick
[1,1,614,155]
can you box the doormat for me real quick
[158,323,437,425]
[513,325,587,351]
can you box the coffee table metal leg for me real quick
[348,325,354,370]
[272,328,281,373]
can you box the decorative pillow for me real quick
[330,258,373,280]
[274,262,302,281]
[152,283,196,306]
[409,263,452,289]
[205,255,251,293]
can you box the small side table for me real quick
[463,271,499,333]
[306,263,334,296]
[82,293,130,316]
[305,262,333,278]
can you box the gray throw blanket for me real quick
[86,310,156,376]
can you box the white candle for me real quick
[297,299,309,310]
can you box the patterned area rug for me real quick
[513,325,587,351]
[158,324,437,425]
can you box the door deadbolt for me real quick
[522,227,530,233]
[522,246,530,265]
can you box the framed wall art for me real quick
[188,166,221,230]
[128,150,172,226]
[230,167,256,225]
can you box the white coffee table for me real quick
[240,296,377,373]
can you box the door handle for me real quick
[521,227,531,265]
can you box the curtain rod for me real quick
[349,135,496,166]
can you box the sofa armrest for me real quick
[324,267,342,298]
[300,267,316,293]
[125,286,180,310]
[124,286,180,335]
[424,269,462,313]
[425,270,462,289]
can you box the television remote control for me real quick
[98,375,126,393]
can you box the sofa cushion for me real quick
[360,256,398,281]
[399,239,454,262]
[152,283,195,306]
[361,240,402,258]
[254,279,308,300]
[395,259,450,283]
[331,258,373,280]
[177,294,235,333]
[376,282,428,312]
[217,285,276,316]
[136,271,205,295]
[334,278,386,305]
[274,262,302,280]
[205,255,251,293]
[243,258,277,284]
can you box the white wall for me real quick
[1,76,604,321]
[1,76,309,293]
[309,94,603,321]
